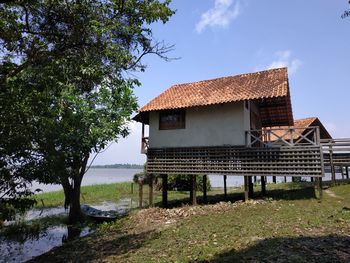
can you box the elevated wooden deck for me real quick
[146,127,324,177]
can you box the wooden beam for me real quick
[248,176,254,198]
[329,146,336,185]
[261,176,266,196]
[223,175,227,200]
[139,181,143,208]
[244,176,249,201]
[190,175,197,205]
[316,177,323,199]
[203,175,207,202]
[148,174,154,207]
[162,174,168,208]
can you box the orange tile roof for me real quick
[271,117,332,140]
[134,67,294,127]
[139,67,289,112]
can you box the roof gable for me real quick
[135,67,294,127]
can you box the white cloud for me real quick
[195,0,241,34]
[266,50,302,74]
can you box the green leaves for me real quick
[0,0,174,221]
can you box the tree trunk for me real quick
[62,153,89,224]
[68,177,82,224]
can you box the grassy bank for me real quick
[30,182,350,263]
[33,181,239,208]
[34,182,135,208]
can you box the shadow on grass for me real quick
[197,234,350,263]
[29,229,158,263]
[154,183,318,208]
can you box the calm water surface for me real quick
[31,168,343,193]
[31,168,142,192]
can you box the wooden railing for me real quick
[321,138,350,166]
[246,126,321,148]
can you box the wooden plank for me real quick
[139,181,143,208]
[224,175,227,200]
[148,174,154,207]
[190,175,197,205]
[162,174,168,208]
[244,176,249,201]
[261,176,266,195]
[203,175,207,202]
[248,176,254,198]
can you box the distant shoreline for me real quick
[90,164,143,169]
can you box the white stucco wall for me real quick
[148,102,250,148]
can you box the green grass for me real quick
[33,181,239,208]
[34,182,135,208]
[31,182,350,263]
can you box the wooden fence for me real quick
[147,145,323,177]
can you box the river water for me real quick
[30,168,342,193]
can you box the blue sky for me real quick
[92,0,350,165]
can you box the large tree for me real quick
[0,0,174,223]
[342,0,350,18]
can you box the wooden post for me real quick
[329,146,336,185]
[272,176,276,184]
[248,176,254,198]
[244,176,249,201]
[346,167,349,179]
[162,174,168,208]
[138,181,143,208]
[316,177,323,199]
[203,175,207,202]
[190,175,197,205]
[223,175,227,200]
[261,176,266,196]
[148,174,154,207]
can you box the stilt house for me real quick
[133,68,335,204]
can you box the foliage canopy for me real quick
[0,0,175,223]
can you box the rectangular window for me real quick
[159,110,186,130]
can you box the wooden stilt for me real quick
[162,174,168,208]
[244,176,249,201]
[203,175,207,202]
[139,181,143,208]
[330,146,336,185]
[341,167,345,180]
[261,176,266,196]
[346,167,349,179]
[190,175,197,205]
[316,177,323,199]
[148,174,154,207]
[254,176,257,183]
[310,177,314,183]
[284,176,287,183]
[272,176,276,184]
[248,176,254,198]
[223,175,227,200]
